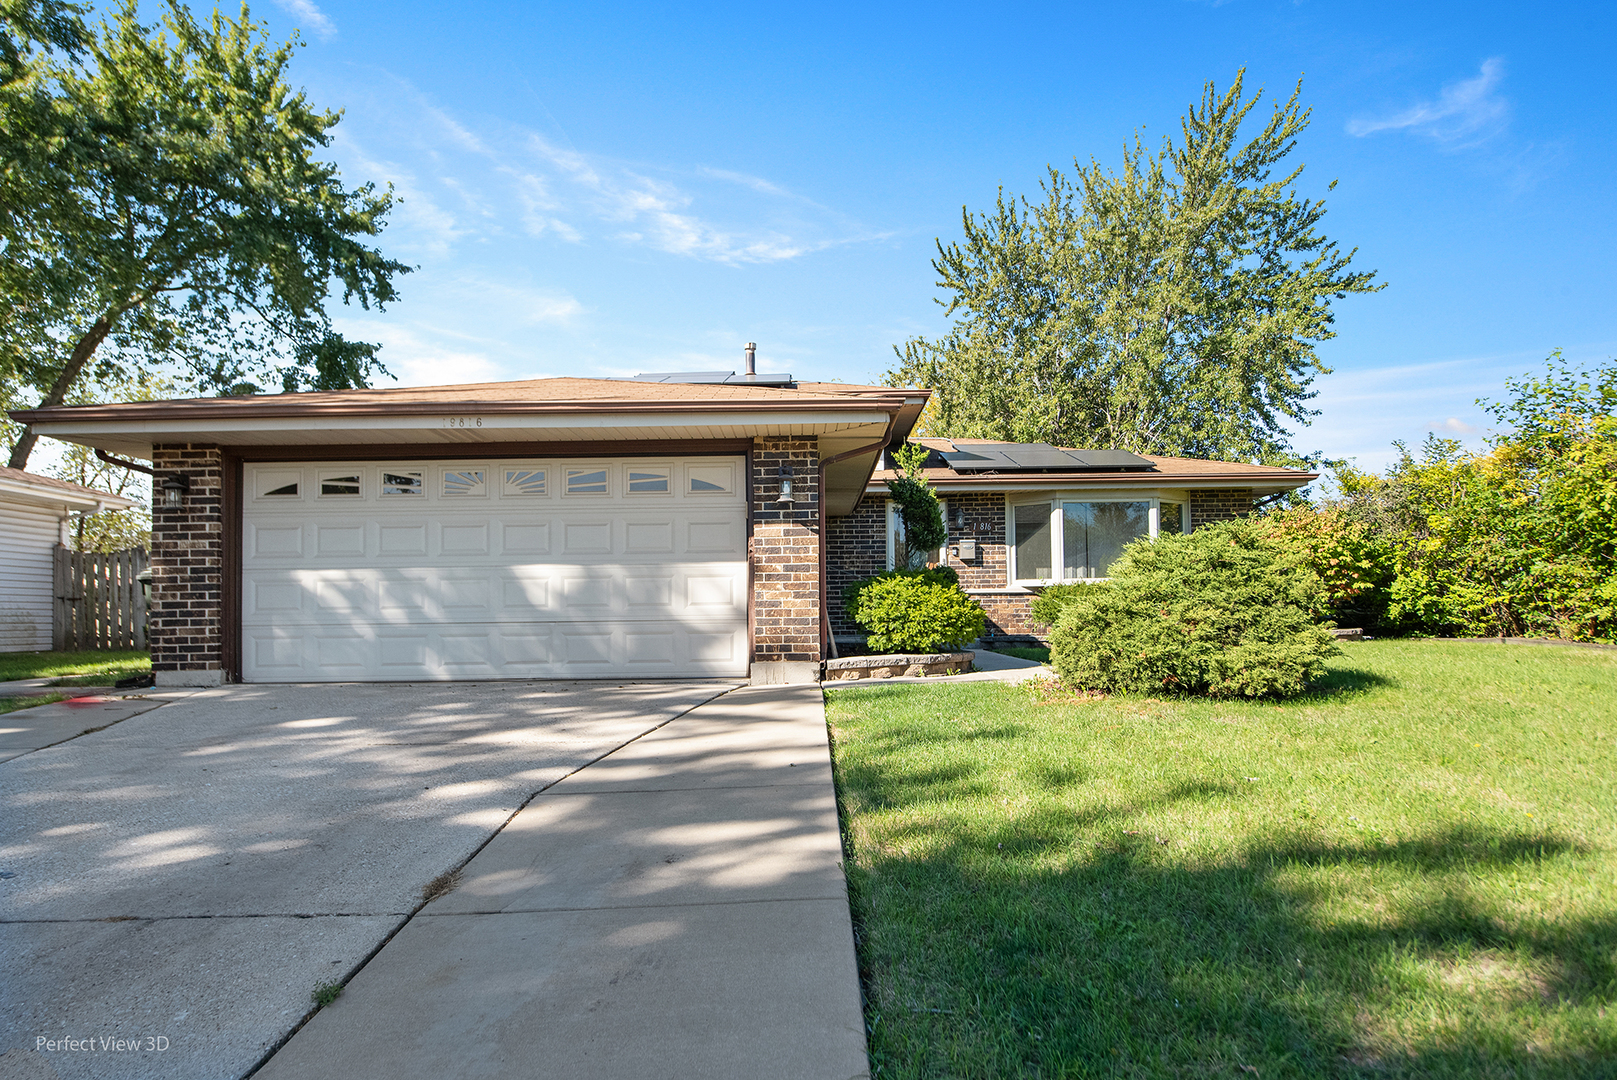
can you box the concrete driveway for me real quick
[0,680,737,1080]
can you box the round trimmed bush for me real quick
[1049,519,1339,697]
[845,570,985,654]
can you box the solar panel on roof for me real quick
[624,371,797,387]
[938,442,1155,472]
[1067,449,1154,469]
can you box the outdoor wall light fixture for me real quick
[160,472,190,509]
[952,505,967,530]
[776,463,795,505]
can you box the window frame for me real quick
[1008,495,1184,585]
[885,498,948,571]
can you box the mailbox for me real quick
[957,538,977,561]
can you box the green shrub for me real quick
[1049,519,1338,697]
[886,442,947,556]
[1253,505,1396,631]
[844,566,958,610]
[845,571,985,654]
[1029,582,1100,628]
[1310,355,1617,642]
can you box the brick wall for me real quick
[977,593,1041,642]
[751,437,821,664]
[825,497,885,636]
[1188,488,1254,530]
[150,444,225,683]
[825,489,1049,643]
[939,492,1006,590]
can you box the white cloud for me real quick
[272,0,335,41]
[325,77,877,267]
[1434,416,1479,434]
[1347,58,1508,145]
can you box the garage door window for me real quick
[319,473,361,497]
[687,464,734,494]
[566,468,608,495]
[628,467,670,494]
[257,470,301,498]
[443,470,486,497]
[381,471,423,497]
[503,469,547,496]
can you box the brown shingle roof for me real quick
[11,376,924,424]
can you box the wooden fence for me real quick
[53,545,148,651]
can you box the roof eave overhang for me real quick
[0,476,138,513]
[23,408,902,461]
[863,472,1318,496]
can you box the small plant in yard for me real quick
[1050,518,1338,697]
[310,981,342,1009]
[845,569,985,654]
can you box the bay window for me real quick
[1011,498,1182,584]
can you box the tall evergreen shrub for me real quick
[1050,520,1338,697]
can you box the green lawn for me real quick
[0,649,150,683]
[825,640,1617,1079]
[0,691,72,715]
[993,644,1051,664]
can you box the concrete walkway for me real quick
[0,692,189,763]
[257,684,867,1080]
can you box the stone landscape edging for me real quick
[822,652,975,680]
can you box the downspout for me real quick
[818,414,901,661]
[95,449,156,476]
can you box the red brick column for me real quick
[1188,489,1254,530]
[751,437,820,683]
[150,444,225,686]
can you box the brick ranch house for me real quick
[13,373,1313,685]
[829,438,1316,647]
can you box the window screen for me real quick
[1013,504,1053,580]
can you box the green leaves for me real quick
[1,1,409,467]
[1048,519,1339,697]
[886,441,946,557]
[888,71,1380,462]
[844,570,985,654]
[1301,355,1617,642]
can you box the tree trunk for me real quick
[6,312,117,471]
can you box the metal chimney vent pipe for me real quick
[744,342,756,378]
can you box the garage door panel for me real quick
[440,523,489,555]
[377,524,426,556]
[500,522,550,554]
[242,457,748,681]
[249,524,306,558]
[315,524,367,557]
[686,518,742,554]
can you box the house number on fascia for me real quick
[442,417,482,428]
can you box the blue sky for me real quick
[252,0,1612,470]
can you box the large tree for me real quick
[1,0,408,469]
[888,72,1380,462]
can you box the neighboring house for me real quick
[12,374,1312,684]
[828,438,1317,646]
[0,468,139,653]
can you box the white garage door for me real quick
[241,457,749,681]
